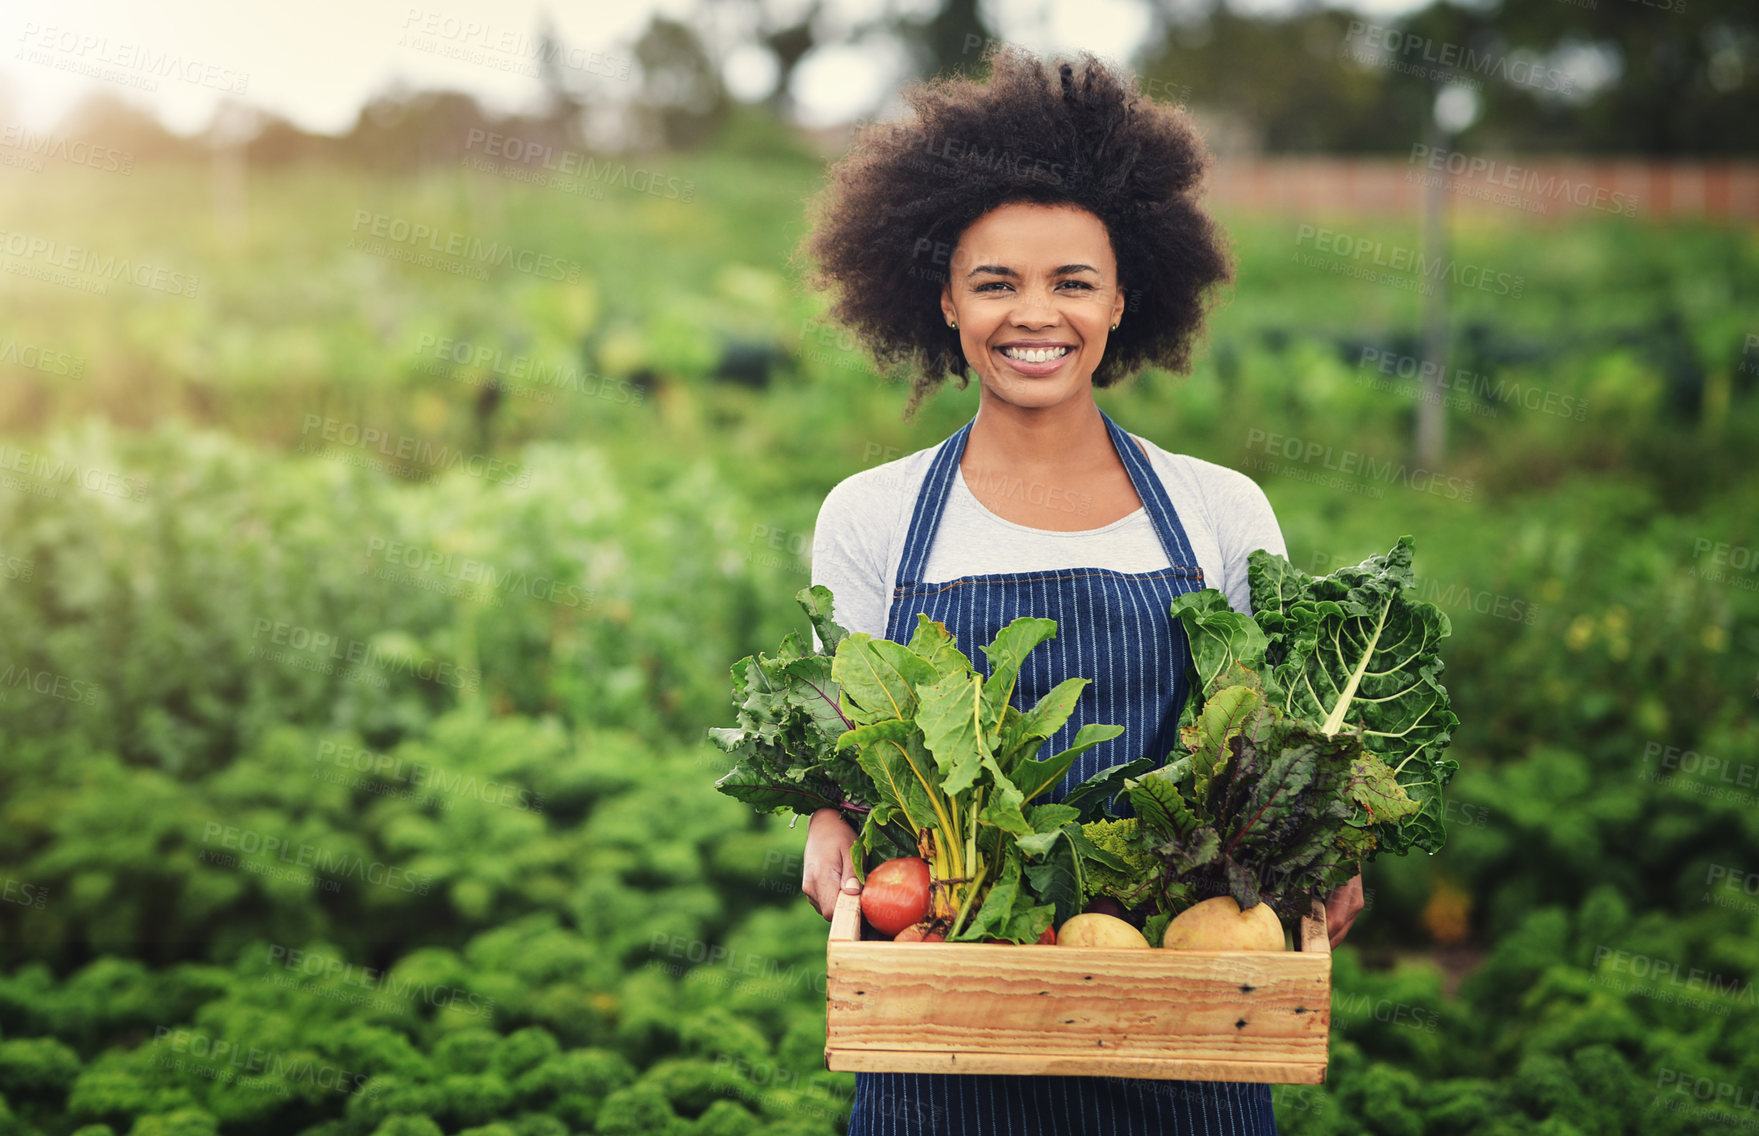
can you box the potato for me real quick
[1161,895,1285,951]
[1054,912,1151,949]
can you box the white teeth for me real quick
[1000,346,1072,364]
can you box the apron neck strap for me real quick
[891,406,1200,591]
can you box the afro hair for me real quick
[795,46,1233,418]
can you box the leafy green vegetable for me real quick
[1073,818,1164,909]
[1068,537,1457,924]
[707,585,883,832]
[1126,673,1422,921]
[1169,537,1460,855]
[710,588,1126,941]
[831,610,1124,941]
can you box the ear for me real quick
[940,282,955,327]
[1112,285,1126,327]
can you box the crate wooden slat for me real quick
[825,891,1330,1084]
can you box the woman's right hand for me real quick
[802,807,862,921]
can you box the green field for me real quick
[1,122,1757,1135]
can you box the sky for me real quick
[0,0,1437,139]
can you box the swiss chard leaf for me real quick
[834,634,940,726]
[915,669,989,799]
[1167,589,1271,696]
[1001,676,1089,766]
[839,719,943,838]
[951,843,1056,944]
[1247,537,1459,854]
[1013,722,1126,803]
[978,618,1059,744]
[905,612,974,680]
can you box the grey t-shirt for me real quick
[808,428,1287,648]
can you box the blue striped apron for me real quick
[848,407,1278,1135]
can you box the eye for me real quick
[973,280,1097,292]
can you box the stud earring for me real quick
[1111,323,1118,330]
[950,320,958,329]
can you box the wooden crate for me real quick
[824,890,1330,1083]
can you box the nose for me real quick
[1006,284,1058,327]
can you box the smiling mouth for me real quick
[997,345,1073,363]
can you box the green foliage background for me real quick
[1,114,1757,1134]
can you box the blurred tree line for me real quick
[4,0,1752,162]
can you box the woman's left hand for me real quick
[1324,874,1364,948]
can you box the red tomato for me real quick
[860,856,932,937]
[1036,925,1057,945]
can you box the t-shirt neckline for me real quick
[953,465,1146,537]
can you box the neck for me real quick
[965,395,1112,473]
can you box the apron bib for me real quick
[848,406,1278,1135]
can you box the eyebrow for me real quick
[965,263,1099,278]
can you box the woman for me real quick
[796,47,1363,1135]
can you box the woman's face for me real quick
[939,201,1126,412]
